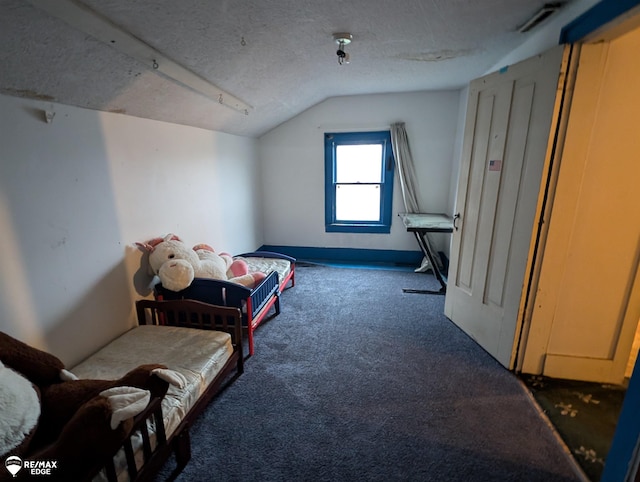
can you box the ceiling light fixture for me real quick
[333,33,352,65]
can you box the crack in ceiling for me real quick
[398,49,475,62]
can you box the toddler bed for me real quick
[73,299,244,481]
[154,251,295,356]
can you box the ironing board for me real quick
[400,213,455,295]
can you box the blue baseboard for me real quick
[258,245,423,266]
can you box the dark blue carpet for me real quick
[156,265,581,482]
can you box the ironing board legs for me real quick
[403,231,447,295]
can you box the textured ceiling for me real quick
[0,0,569,137]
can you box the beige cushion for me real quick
[71,324,233,438]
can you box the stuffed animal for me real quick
[136,234,265,292]
[0,331,184,481]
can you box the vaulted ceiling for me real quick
[1,1,572,137]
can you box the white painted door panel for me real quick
[445,47,565,368]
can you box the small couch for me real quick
[70,299,244,481]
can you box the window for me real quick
[324,131,395,233]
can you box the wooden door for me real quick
[444,46,566,368]
[522,29,640,384]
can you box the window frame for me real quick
[324,130,395,234]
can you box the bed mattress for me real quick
[237,256,291,285]
[71,324,233,439]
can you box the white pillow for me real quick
[0,361,41,456]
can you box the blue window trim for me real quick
[324,131,395,234]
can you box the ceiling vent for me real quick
[517,3,563,33]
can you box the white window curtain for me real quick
[390,122,420,214]
[390,122,442,272]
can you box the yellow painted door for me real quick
[522,28,640,384]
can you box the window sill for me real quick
[325,223,391,234]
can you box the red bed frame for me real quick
[154,251,295,356]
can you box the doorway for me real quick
[444,2,640,476]
[519,11,640,481]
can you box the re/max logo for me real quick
[23,460,58,469]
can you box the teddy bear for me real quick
[0,331,184,481]
[136,234,265,292]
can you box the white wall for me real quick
[0,94,260,366]
[258,91,460,255]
